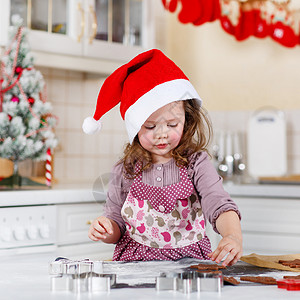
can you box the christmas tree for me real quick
[0,15,58,187]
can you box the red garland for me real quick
[161,0,300,48]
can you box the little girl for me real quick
[83,49,242,266]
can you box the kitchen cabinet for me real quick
[207,184,300,256]
[0,0,154,72]
[56,202,114,260]
[233,196,300,256]
[207,182,300,256]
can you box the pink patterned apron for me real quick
[120,164,206,250]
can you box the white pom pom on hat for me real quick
[82,49,202,143]
[82,116,102,135]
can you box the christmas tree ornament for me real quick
[11,95,20,103]
[0,15,58,189]
[15,66,23,75]
[27,97,35,106]
[45,148,52,187]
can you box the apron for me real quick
[120,163,206,249]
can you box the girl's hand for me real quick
[88,216,114,241]
[207,234,243,267]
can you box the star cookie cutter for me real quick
[49,257,115,293]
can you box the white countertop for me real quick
[1,253,300,300]
[1,181,300,208]
[224,182,300,199]
[0,184,107,207]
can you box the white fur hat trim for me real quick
[82,116,102,135]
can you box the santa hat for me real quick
[82,49,202,144]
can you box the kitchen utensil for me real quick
[176,271,199,293]
[49,258,116,293]
[247,107,287,178]
[155,272,177,291]
[199,271,223,292]
[50,272,116,293]
[213,130,246,181]
[277,279,300,291]
[233,131,246,176]
[155,270,223,293]
[50,275,73,291]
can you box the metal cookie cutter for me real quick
[49,258,116,293]
[197,271,223,292]
[49,257,93,276]
[156,270,223,294]
[177,271,199,294]
[51,273,116,293]
[156,272,178,291]
[88,273,116,292]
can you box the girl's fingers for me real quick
[99,218,113,235]
[222,248,238,266]
[89,229,107,241]
[214,244,234,264]
[88,217,114,242]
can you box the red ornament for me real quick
[15,66,23,75]
[8,115,12,121]
[11,96,20,103]
[28,97,35,106]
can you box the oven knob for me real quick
[27,225,38,240]
[14,226,26,241]
[0,226,12,242]
[39,223,50,239]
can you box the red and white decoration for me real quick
[45,148,52,187]
[162,0,300,48]
[82,49,201,144]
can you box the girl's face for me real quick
[138,101,185,164]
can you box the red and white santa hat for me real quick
[82,49,202,144]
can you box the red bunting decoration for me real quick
[161,0,300,48]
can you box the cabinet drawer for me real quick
[233,197,300,235]
[57,203,104,245]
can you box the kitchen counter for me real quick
[0,183,106,207]
[1,253,300,300]
[224,182,300,199]
[1,181,300,208]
